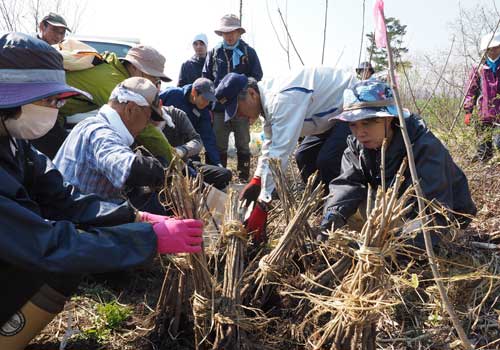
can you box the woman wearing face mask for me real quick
[0,33,203,349]
[464,32,500,162]
[319,80,477,249]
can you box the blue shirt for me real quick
[160,84,221,165]
[53,105,136,200]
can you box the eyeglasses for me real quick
[40,97,67,108]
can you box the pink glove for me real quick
[139,211,170,224]
[153,218,203,254]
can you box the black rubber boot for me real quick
[219,152,228,168]
[237,152,251,182]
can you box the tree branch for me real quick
[382,11,474,350]
[277,7,304,66]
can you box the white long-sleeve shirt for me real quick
[254,67,357,202]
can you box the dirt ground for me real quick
[25,149,500,350]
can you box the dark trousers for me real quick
[295,122,351,187]
[0,264,80,325]
[193,161,232,190]
[474,123,500,161]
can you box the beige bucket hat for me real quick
[121,45,172,82]
[214,14,246,36]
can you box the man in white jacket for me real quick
[215,67,357,241]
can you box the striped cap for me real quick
[0,32,91,108]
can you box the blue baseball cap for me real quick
[215,73,248,121]
[0,32,91,109]
[332,80,408,123]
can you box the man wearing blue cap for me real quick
[0,33,203,348]
[161,77,225,166]
[215,67,356,242]
[318,80,476,247]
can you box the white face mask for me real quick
[4,104,59,140]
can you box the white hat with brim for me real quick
[480,32,500,51]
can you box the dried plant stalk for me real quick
[242,166,324,305]
[160,162,214,349]
[212,190,249,349]
[287,160,424,349]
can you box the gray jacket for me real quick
[161,106,202,159]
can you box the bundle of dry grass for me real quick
[210,190,261,349]
[157,161,214,349]
[284,160,421,350]
[242,160,324,307]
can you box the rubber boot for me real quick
[219,151,228,168]
[237,152,251,182]
[0,285,67,350]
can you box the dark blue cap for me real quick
[215,73,248,121]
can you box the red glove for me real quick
[139,211,170,224]
[153,218,203,254]
[240,177,261,206]
[464,113,472,126]
[245,202,268,244]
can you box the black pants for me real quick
[295,123,351,187]
[0,264,80,325]
[192,161,232,190]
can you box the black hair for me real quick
[0,107,21,120]
[237,77,259,100]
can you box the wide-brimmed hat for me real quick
[214,73,248,121]
[0,32,91,109]
[41,12,71,32]
[331,80,409,123]
[120,45,172,82]
[480,31,500,51]
[110,77,166,122]
[214,14,246,36]
[356,61,374,73]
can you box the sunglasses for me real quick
[40,97,67,108]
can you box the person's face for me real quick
[192,90,210,109]
[356,69,374,80]
[236,88,261,125]
[129,65,162,89]
[348,117,394,149]
[192,40,207,57]
[487,45,500,60]
[222,30,241,46]
[39,22,66,45]
[123,102,152,138]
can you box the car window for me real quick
[82,41,132,56]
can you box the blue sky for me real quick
[76,0,496,84]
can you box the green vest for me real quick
[61,52,174,162]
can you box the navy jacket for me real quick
[160,85,221,165]
[0,137,157,275]
[178,55,205,87]
[202,39,263,112]
[323,115,477,228]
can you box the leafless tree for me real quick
[0,0,87,34]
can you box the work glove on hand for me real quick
[316,213,346,243]
[245,201,268,244]
[464,113,472,126]
[153,218,203,254]
[139,211,170,224]
[239,177,261,207]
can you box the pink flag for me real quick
[373,0,387,48]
